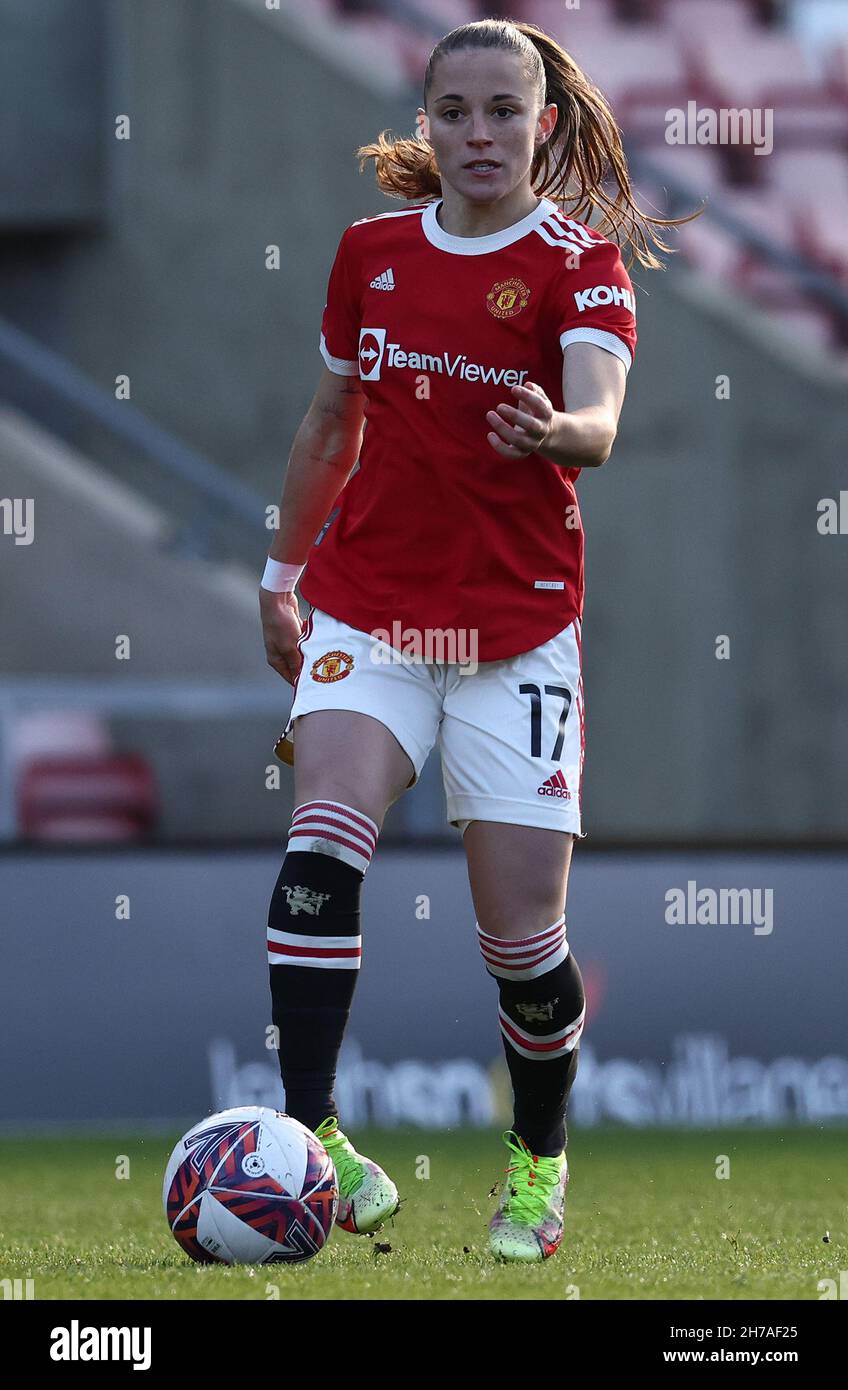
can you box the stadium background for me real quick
[1,0,847,1140]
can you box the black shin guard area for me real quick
[498,952,586,1157]
[268,851,363,1132]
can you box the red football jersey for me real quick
[299,196,637,662]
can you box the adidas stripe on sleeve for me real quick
[554,237,637,372]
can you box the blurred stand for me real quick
[1,0,847,845]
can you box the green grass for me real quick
[1,1127,845,1300]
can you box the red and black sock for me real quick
[267,800,378,1131]
[478,915,586,1157]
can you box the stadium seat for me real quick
[687,28,818,105]
[519,0,618,34]
[557,22,691,110]
[632,149,843,356]
[759,304,834,352]
[660,182,790,287]
[675,30,839,180]
[631,147,725,270]
[324,0,848,353]
[721,186,800,246]
[767,149,848,204]
[720,185,799,280]
[659,0,757,39]
[630,147,716,257]
[767,92,848,152]
[418,0,479,26]
[768,150,848,282]
[668,219,836,354]
[717,188,843,346]
[17,753,159,842]
[634,144,727,206]
[335,0,477,25]
[617,0,766,25]
[675,213,741,281]
[829,35,848,91]
[8,711,112,765]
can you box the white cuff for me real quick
[261,557,305,592]
[319,332,360,377]
[560,327,632,372]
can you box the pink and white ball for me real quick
[163,1107,338,1265]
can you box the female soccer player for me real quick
[260,17,674,1262]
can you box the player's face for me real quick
[420,49,557,205]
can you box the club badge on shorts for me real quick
[310,650,354,683]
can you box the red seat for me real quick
[666,193,788,291]
[767,150,848,280]
[561,23,690,109]
[688,29,818,104]
[829,35,848,93]
[760,304,834,352]
[674,211,742,281]
[715,186,801,296]
[632,146,736,278]
[334,0,477,83]
[635,144,727,201]
[766,90,848,152]
[17,753,159,842]
[660,0,758,40]
[520,0,618,33]
[416,0,479,26]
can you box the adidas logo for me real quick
[537,769,571,799]
[370,268,395,291]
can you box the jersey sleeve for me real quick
[318,227,361,376]
[556,237,637,373]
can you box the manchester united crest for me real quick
[310,650,354,683]
[486,277,531,319]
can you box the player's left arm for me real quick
[486,345,626,469]
[487,236,635,468]
[548,342,626,468]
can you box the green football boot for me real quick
[314,1117,400,1235]
[489,1130,569,1262]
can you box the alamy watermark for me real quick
[0,497,34,545]
[665,881,774,935]
[50,1322,151,1370]
[370,623,479,674]
[665,102,773,157]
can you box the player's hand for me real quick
[487,382,554,459]
[260,588,304,685]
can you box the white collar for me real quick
[421,196,557,255]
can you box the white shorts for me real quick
[282,608,585,836]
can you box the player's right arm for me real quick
[260,365,365,684]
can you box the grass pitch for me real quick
[1,1127,845,1300]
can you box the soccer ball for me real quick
[163,1106,338,1265]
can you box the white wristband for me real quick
[261,557,305,593]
